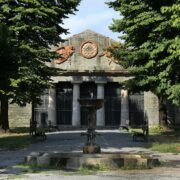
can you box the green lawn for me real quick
[0,133,39,150]
[148,127,180,153]
[150,142,180,153]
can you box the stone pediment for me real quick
[51,29,125,73]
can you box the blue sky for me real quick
[62,0,120,40]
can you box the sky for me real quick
[62,0,120,41]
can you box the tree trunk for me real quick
[0,96,9,132]
[159,97,168,128]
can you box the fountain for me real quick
[25,94,160,170]
[78,98,104,153]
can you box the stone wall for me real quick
[9,103,32,128]
[51,29,124,72]
[144,91,159,126]
[174,108,180,124]
[167,102,180,125]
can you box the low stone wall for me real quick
[144,91,159,127]
[9,103,32,128]
[25,152,160,170]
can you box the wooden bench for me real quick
[30,121,47,140]
[34,127,47,140]
[132,125,149,142]
[119,126,129,131]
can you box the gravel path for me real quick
[0,130,180,179]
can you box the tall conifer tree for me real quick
[0,0,80,131]
[108,0,180,126]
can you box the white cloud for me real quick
[61,0,121,40]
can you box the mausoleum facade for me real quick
[8,30,180,128]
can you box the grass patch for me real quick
[120,164,151,170]
[0,134,40,150]
[14,163,109,176]
[149,126,164,134]
[10,127,30,134]
[129,128,143,133]
[150,142,180,153]
[147,127,180,153]
[10,126,58,134]
[12,164,49,174]
[58,165,109,176]
[7,174,27,179]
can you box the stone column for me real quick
[72,82,81,126]
[48,87,56,126]
[96,83,105,126]
[120,89,129,127]
[144,91,159,126]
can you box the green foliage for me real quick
[0,24,19,98]
[0,0,80,130]
[0,0,80,105]
[108,0,180,105]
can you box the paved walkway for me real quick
[0,130,180,179]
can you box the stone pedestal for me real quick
[78,99,103,154]
[144,91,159,126]
[96,83,105,126]
[83,145,101,154]
[120,89,129,127]
[72,82,81,126]
[48,87,56,126]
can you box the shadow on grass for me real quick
[0,134,42,150]
[147,128,180,153]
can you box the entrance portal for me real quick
[80,82,97,126]
[56,82,73,125]
[105,83,121,126]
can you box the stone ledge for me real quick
[25,152,160,170]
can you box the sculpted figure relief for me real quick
[99,45,118,65]
[54,45,75,64]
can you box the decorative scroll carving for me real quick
[80,40,98,59]
[99,45,118,65]
[54,45,75,64]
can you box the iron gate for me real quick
[105,83,121,126]
[56,83,73,125]
[129,93,144,126]
[105,97,121,126]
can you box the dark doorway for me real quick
[56,82,73,125]
[129,93,144,126]
[105,83,121,126]
[80,82,97,126]
[33,89,48,125]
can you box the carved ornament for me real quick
[99,45,118,65]
[54,45,75,64]
[80,40,98,59]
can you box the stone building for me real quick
[8,30,180,128]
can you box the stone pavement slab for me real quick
[0,130,180,172]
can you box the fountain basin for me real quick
[78,98,104,153]
[78,98,104,109]
[25,152,160,170]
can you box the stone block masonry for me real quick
[9,103,32,128]
[144,91,159,127]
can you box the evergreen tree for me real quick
[108,0,180,126]
[0,0,80,131]
[0,24,19,131]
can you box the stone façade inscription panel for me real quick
[144,91,159,126]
